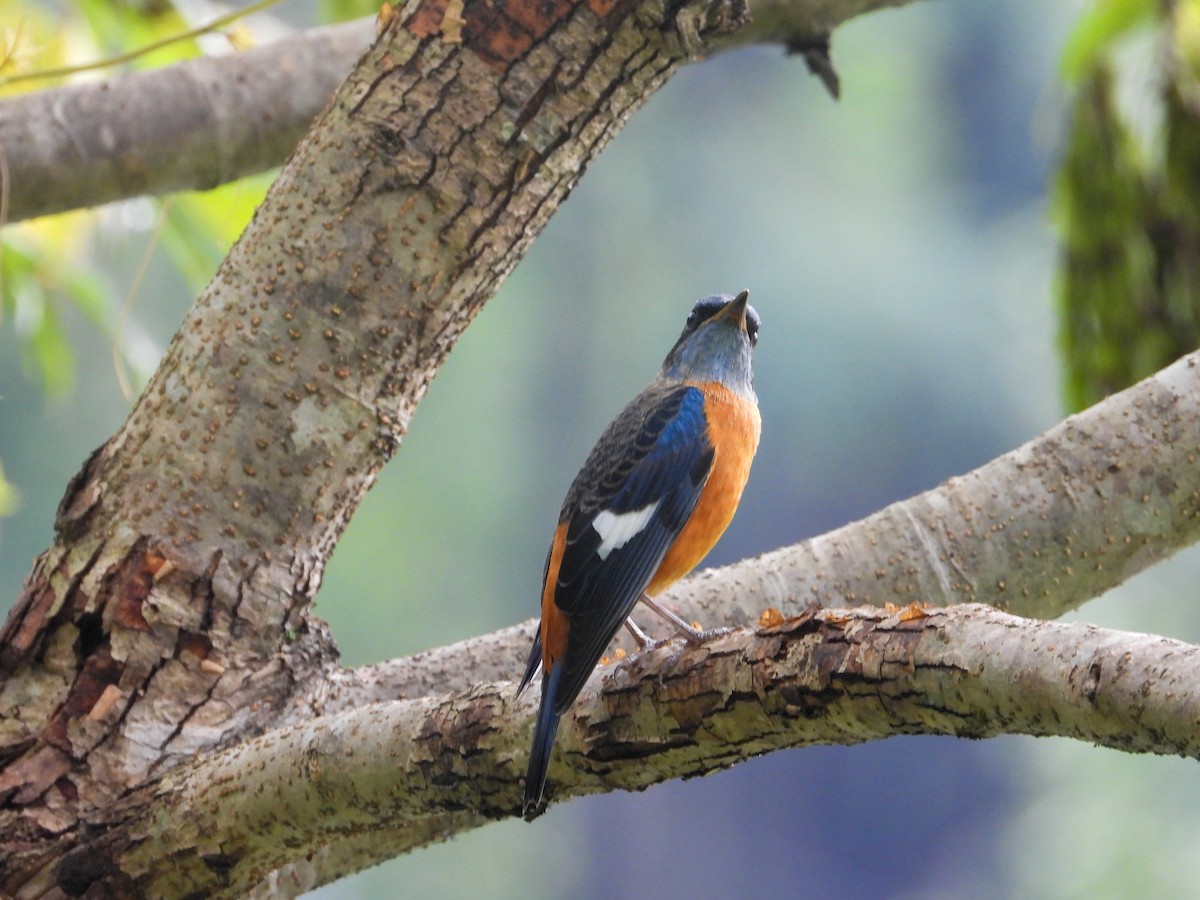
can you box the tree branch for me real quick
[0,18,374,222]
[309,348,1200,714]
[41,603,1200,897]
[0,0,911,222]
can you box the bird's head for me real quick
[660,290,759,399]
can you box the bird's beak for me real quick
[714,289,751,333]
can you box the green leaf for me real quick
[0,459,19,517]
[161,174,274,293]
[25,294,75,396]
[2,236,74,395]
[318,0,381,23]
[1061,0,1155,84]
[73,0,200,70]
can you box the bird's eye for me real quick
[746,312,760,346]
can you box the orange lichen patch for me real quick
[461,6,542,69]
[404,0,448,37]
[587,0,637,22]
[146,552,175,582]
[112,587,153,633]
[44,651,124,747]
[0,577,58,669]
[758,607,785,628]
[405,0,578,70]
[897,602,930,623]
[86,684,124,722]
[107,544,170,634]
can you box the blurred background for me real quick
[5,0,1200,897]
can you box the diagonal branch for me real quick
[53,603,1200,897]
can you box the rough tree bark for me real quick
[0,0,1197,897]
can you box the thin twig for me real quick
[113,198,171,402]
[0,0,282,87]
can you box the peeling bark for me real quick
[25,604,1200,897]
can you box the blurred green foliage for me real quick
[2,222,113,397]
[1059,0,1154,84]
[0,460,17,517]
[1058,0,1200,410]
[0,0,277,401]
[73,0,197,66]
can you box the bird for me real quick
[517,290,761,820]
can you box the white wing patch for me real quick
[592,502,661,561]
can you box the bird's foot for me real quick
[638,593,731,645]
[624,617,664,652]
[627,600,735,682]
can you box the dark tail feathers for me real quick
[523,665,563,820]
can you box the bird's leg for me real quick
[637,593,733,644]
[623,617,660,651]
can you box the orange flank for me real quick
[647,381,761,595]
[540,522,570,670]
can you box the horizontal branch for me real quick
[0,0,910,222]
[0,18,374,222]
[308,348,1200,716]
[69,603,1200,897]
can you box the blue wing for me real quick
[547,382,714,714]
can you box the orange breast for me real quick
[646,382,761,595]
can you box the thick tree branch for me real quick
[0,18,375,223]
[37,603,1200,897]
[310,348,1200,714]
[0,0,912,221]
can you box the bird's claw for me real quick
[654,626,734,683]
[680,624,734,644]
